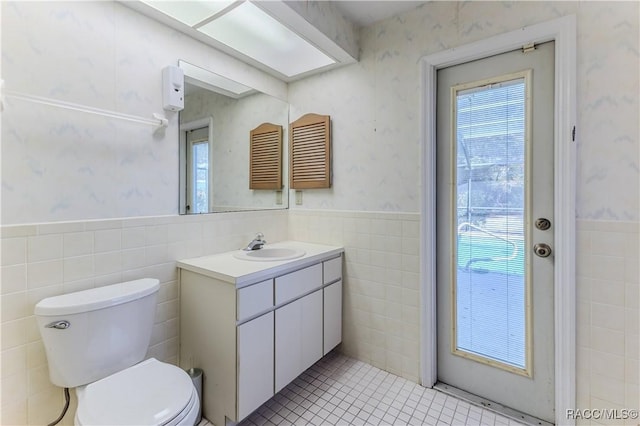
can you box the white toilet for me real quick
[35,278,200,425]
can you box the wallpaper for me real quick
[289,1,639,221]
[1,1,285,225]
[2,1,637,224]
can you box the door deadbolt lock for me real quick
[535,218,551,231]
[533,243,552,258]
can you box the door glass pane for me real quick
[192,141,209,214]
[454,77,527,370]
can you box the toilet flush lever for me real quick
[45,320,70,330]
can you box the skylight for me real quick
[140,0,336,78]
[142,1,235,27]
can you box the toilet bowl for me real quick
[34,278,200,426]
[75,358,199,426]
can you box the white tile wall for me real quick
[289,210,421,383]
[0,210,288,425]
[2,214,638,425]
[575,220,639,425]
[291,212,640,425]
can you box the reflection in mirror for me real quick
[178,60,289,214]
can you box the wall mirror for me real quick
[179,60,289,214]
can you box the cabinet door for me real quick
[275,290,322,392]
[237,311,274,421]
[301,290,323,371]
[323,280,342,355]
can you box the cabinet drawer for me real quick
[323,256,342,284]
[237,279,273,321]
[275,264,322,305]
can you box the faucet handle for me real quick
[255,232,265,241]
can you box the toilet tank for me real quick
[34,278,160,388]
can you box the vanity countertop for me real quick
[176,240,344,287]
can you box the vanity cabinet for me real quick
[178,244,343,426]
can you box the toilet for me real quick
[35,278,200,425]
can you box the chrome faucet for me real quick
[244,232,266,251]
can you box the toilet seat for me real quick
[75,358,199,425]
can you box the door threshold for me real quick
[434,382,554,426]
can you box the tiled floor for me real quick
[198,352,525,426]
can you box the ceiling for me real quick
[126,1,427,83]
[333,1,426,27]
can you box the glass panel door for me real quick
[451,72,531,375]
[436,42,555,422]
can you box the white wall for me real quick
[1,1,638,425]
[1,1,286,225]
[0,2,289,424]
[1,210,288,425]
[288,1,639,424]
[289,1,639,221]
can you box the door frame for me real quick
[419,15,576,425]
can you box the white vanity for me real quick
[177,241,344,426]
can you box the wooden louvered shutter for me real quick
[249,122,283,190]
[289,113,331,189]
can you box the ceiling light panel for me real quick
[197,1,335,77]
[142,0,235,26]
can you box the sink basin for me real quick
[233,247,306,262]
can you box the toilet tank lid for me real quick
[35,278,160,316]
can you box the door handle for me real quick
[533,243,552,258]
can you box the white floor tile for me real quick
[198,352,530,426]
